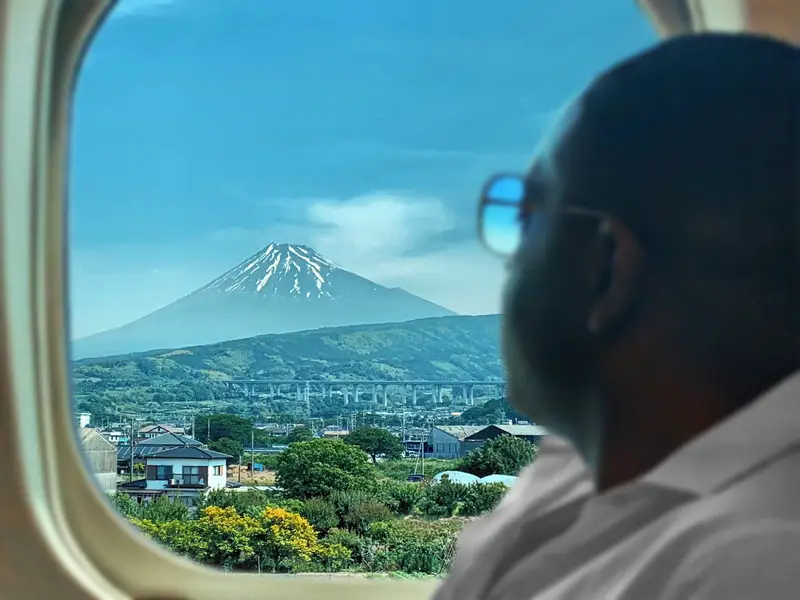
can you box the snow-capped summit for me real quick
[203,243,346,299]
[72,242,456,359]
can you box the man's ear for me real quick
[587,217,644,334]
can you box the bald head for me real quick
[501,34,800,473]
[544,34,800,275]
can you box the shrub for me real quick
[108,491,138,518]
[196,488,273,513]
[458,435,537,478]
[313,540,353,572]
[362,519,463,575]
[460,483,508,517]
[132,506,262,569]
[138,495,189,522]
[378,480,424,515]
[343,501,395,535]
[131,504,327,574]
[300,498,339,534]
[254,506,319,572]
[329,488,373,520]
[268,498,306,515]
[420,480,470,517]
[325,527,364,563]
[132,517,207,562]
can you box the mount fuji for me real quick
[71,243,456,359]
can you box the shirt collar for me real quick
[642,370,800,495]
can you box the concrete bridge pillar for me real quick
[342,385,349,405]
[468,385,475,405]
[383,385,389,407]
[296,384,302,403]
[372,385,378,404]
[412,385,418,406]
[355,384,360,403]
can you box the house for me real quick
[78,427,117,494]
[118,446,230,505]
[402,439,424,456]
[75,412,91,428]
[117,432,203,475]
[462,424,548,454]
[99,429,125,445]
[256,424,291,437]
[137,424,185,439]
[426,426,486,459]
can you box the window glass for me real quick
[70,0,653,579]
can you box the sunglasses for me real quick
[477,173,607,256]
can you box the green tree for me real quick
[287,426,314,444]
[345,427,404,463]
[457,398,522,425]
[208,436,244,461]
[275,439,375,499]
[458,435,537,477]
[198,413,254,444]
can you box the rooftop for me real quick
[146,446,231,460]
[136,432,203,447]
[433,425,487,440]
[117,432,203,461]
[488,424,549,437]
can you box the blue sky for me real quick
[69,0,654,338]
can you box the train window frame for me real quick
[3,0,785,598]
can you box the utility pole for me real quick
[129,415,135,482]
[421,425,425,478]
[250,429,255,474]
[207,417,211,444]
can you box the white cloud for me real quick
[301,192,504,314]
[364,242,505,315]
[307,192,453,262]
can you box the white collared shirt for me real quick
[432,372,800,600]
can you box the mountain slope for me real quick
[72,243,456,359]
[72,314,503,416]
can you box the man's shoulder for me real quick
[628,450,800,598]
[656,519,800,599]
[457,435,591,549]
[432,437,593,600]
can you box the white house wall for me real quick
[145,457,227,490]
